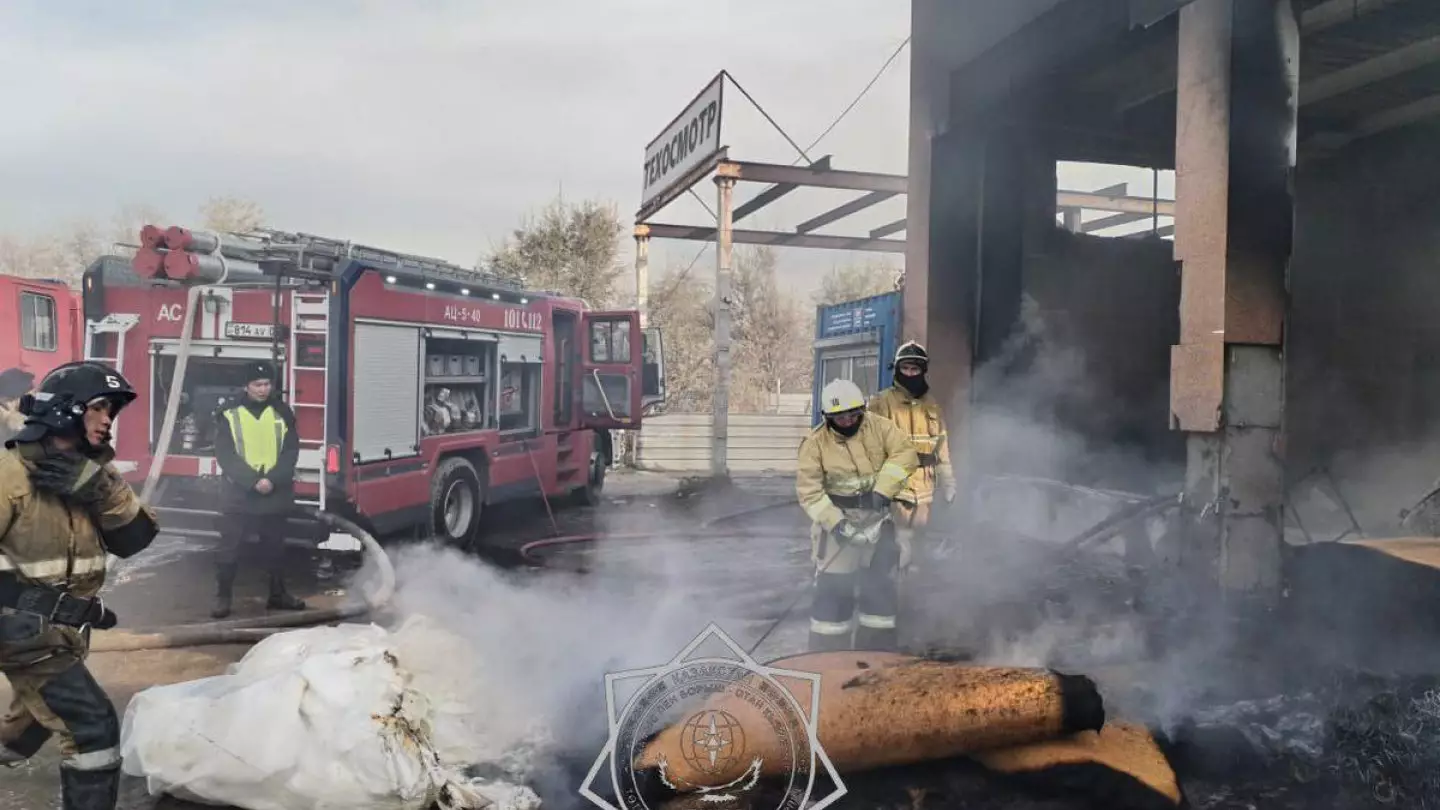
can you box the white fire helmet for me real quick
[820,378,867,416]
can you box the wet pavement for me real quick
[0,469,809,810]
[7,468,1378,810]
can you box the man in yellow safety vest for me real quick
[210,361,305,618]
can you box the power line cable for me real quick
[794,35,911,165]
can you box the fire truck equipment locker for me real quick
[353,322,422,463]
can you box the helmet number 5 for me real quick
[105,375,122,389]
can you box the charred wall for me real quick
[1022,230,1183,471]
[1287,122,1440,475]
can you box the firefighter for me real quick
[210,360,306,619]
[867,340,957,571]
[797,378,920,652]
[0,361,160,810]
[0,368,34,446]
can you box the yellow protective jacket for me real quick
[867,386,956,505]
[0,444,158,662]
[796,413,920,532]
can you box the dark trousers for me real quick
[1,615,122,809]
[808,533,902,652]
[216,512,288,578]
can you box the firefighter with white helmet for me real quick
[796,378,919,652]
[0,361,160,810]
[867,340,956,570]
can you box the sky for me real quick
[0,0,920,299]
[0,1,1173,302]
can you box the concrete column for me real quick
[711,170,738,479]
[903,0,938,350]
[1171,0,1298,605]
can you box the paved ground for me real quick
[0,470,807,810]
[6,468,1356,810]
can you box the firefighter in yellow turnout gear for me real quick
[0,362,160,810]
[797,379,919,652]
[867,341,956,569]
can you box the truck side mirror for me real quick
[642,327,666,409]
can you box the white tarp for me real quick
[119,617,542,810]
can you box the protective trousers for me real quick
[808,520,903,653]
[0,616,121,810]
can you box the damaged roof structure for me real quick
[904,0,1440,599]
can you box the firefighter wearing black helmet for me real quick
[209,360,305,619]
[867,341,956,571]
[0,361,159,810]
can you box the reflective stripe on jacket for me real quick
[795,413,919,531]
[0,445,153,598]
[223,405,286,474]
[867,386,955,504]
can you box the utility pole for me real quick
[712,166,738,478]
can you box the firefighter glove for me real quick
[832,519,859,541]
[29,453,111,507]
[868,492,893,511]
[944,483,957,504]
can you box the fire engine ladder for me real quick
[288,291,329,512]
[83,314,141,471]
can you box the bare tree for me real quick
[729,245,811,412]
[812,257,901,307]
[199,196,266,233]
[646,263,714,412]
[488,197,625,307]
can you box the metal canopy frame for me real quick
[636,153,913,256]
[632,144,1181,476]
[632,147,911,478]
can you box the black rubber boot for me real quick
[210,564,236,619]
[266,573,307,611]
[60,765,121,810]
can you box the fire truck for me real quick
[82,226,666,549]
[1,273,82,380]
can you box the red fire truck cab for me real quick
[82,229,666,549]
[1,273,82,381]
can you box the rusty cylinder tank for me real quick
[632,651,1105,792]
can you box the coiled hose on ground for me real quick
[89,511,395,652]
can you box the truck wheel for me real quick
[574,448,606,507]
[430,456,484,550]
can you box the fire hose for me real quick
[90,510,395,652]
[98,268,395,651]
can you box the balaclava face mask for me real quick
[827,411,863,438]
[896,367,929,398]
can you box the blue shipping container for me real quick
[811,291,902,426]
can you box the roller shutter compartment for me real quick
[353,322,421,463]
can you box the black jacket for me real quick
[212,394,300,515]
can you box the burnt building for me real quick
[905,0,1440,599]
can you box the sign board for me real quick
[820,302,886,337]
[641,73,725,209]
[225,322,276,340]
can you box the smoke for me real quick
[339,488,813,808]
[907,289,1215,726]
